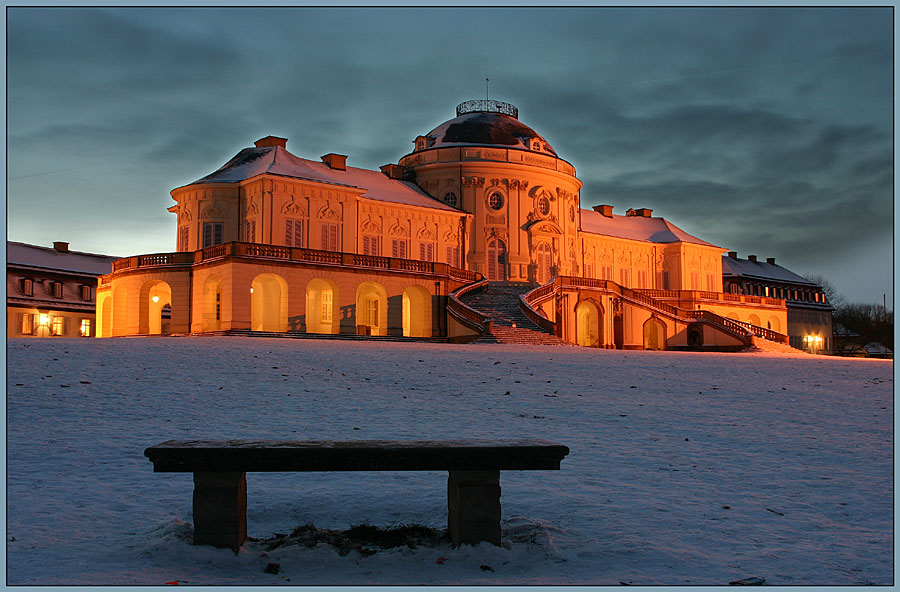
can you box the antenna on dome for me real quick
[485,77,490,100]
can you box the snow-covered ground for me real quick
[6,337,893,586]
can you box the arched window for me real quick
[487,238,507,281]
[442,191,458,207]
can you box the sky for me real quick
[5,6,894,304]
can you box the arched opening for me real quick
[613,315,624,349]
[767,316,781,332]
[201,275,223,332]
[726,312,740,321]
[747,314,761,327]
[687,323,703,349]
[306,278,339,334]
[536,243,552,285]
[643,318,666,351]
[251,273,288,332]
[143,281,173,335]
[356,281,388,336]
[575,300,602,347]
[486,238,507,282]
[402,285,432,337]
[97,292,112,338]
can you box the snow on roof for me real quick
[189,146,461,213]
[7,241,118,275]
[579,209,719,247]
[721,256,817,285]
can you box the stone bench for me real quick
[144,439,569,549]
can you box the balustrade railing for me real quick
[447,277,492,335]
[729,318,789,344]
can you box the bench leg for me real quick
[447,470,501,546]
[192,471,247,550]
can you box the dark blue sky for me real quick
[6,7,894,304]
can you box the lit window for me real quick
[364,298,379,327]
[442,192,458,207]
[203,222,224,248]
[321,291,333,323]
[79,318,92,337]
[285,219,304,247]
[487,192,504,211]
[20,313,34,335]
[50,316,65,336]
[22,278,33,296]
[51,282,63,299]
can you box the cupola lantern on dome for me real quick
[456,100,518,119]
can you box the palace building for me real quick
[97,99,829,351]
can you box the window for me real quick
[179,226,189,252]
[285,219,304,247]
[51,282,63,299]
[584,263,593,278]
[20,313,34,335]
[22,278,33,296]
[620,268,630,286]
[364,298,379,327]
[446,246,459,267]
[320,223,339,251]
[690,272,700,290]
[419,242,434,262]
[321,291,333,323]
[81,285,91,301]
[243,220,256,243]
[442,192,458,207]
[637,270,648,289]
[215,293,221,321]
[601,265,613,281]
[50,316,65,336]
[392,238,409,259]
[79,318,92,337]
[659,271,671,290]
[729,283,740,294]
[706,274,716,292]
[487,191,504,211]
[203,222,224,248]
[363,235,380,256]
[538,196,550,216]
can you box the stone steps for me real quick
[460,282,571,346]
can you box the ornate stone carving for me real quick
[461,176,485,188]
[360,216,381,234]
[282,199,305,216]
[389,222,409,237]
[317,204,340,221]
[180,208,192,222]
[201,206,225,219]
[416,225,436,241]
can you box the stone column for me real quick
[192,471,247,550]
[447,470,501,546]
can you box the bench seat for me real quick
[144,439,568,549]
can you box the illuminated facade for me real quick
[8,241,117,338]
[97,100,799,350]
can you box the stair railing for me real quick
[447,276,492,335]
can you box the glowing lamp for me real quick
[152,295,160,303]
[39,314,49,326]
[250,287,254,293]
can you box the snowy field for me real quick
[6,336,893,586]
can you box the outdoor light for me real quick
[250,287,254,293]
[39,314,49,326]
[152,295,160,303]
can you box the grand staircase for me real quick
[459,283,570,345]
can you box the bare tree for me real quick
[803,273,844,307]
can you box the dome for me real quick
[420,100,557,156]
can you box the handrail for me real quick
[728,318,790,344]
[518,292,555,334]
[447,277,492,335]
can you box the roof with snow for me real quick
[187,145,462,213]
[423,111,557,156]
[7,241,118,276]
[722,256,817,285]
[579,209,719,247]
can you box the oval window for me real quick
[538,197,550,216]
[443,191,458,207]
[488,192,504,211]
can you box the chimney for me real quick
[766,257,776,265]
[727,251,738,259]
[380,164,404,179]
[254,136,287,148]
[321,153,347,171]
[625,208,637,216]
[592,204,614,218]
[635,208,653,218]
[748,255,757,262]
[53,241,69,253]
